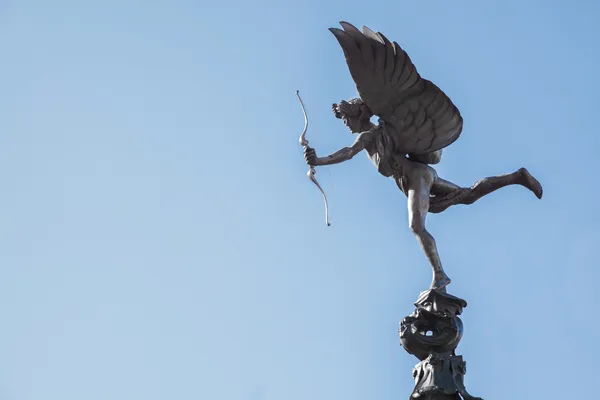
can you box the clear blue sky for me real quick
[1,1,599,399]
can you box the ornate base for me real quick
[400,290,482,400]
[410,353,480,400]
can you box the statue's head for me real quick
[332,98,373,133]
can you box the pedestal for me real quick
[399,289,482,400]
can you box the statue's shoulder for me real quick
[355,125,384,148]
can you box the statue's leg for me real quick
[431,177,461,196]
[405,171,452,290]
[453,168,542,204]
[429,168,543,213]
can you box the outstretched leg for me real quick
[429,168,543,214]
[405,173,451,290]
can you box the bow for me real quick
[296,90,330,226]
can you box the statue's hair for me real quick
[332,98,373,121]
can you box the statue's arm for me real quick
[315,143,362,166]
[307,130,373,167]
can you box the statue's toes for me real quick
[520,168,543,199]
[530,178,543,199]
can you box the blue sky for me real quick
[1,0,599,399]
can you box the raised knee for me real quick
[409,220,425,235]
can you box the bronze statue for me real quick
[301,22,543,291]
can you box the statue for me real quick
[300,21,543,291]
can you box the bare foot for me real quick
[518,168,543,199]
[430,272,451,291]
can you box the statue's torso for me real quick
[364,126,437,195]
[364,126,407,178]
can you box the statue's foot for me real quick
[518,168,543,199]
[430,273,451,291]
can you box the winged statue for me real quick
[302,22,543,290]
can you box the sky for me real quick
[1,0,599,399]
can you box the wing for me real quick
[329,21,462,155]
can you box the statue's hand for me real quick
[303,146,318,166]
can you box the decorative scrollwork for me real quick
[400,290,481,400]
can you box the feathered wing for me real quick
[329,21,463,155]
